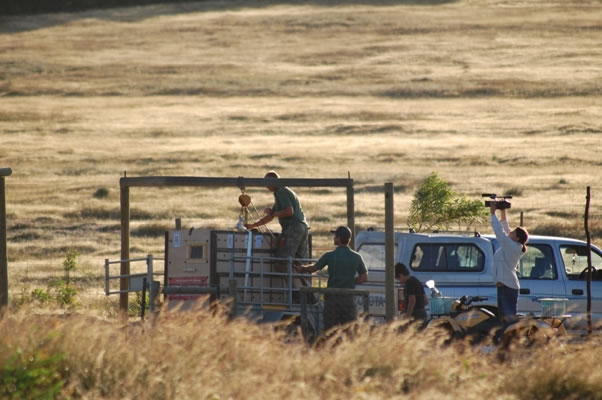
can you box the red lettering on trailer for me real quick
[168,276,209,287]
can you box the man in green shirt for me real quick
[302,226,368,331]
[245,170,309,273]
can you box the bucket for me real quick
[429,297,456,315]
[540,298,568,317]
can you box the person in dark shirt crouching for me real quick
[395,262,428,323]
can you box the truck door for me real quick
[355,241,398,319]
[557,244,602,330]
[517,243,565,314]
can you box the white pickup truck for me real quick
[355,229,602,330]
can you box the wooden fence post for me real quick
[385,182,395,322]
[584,186,593,334]
[120,182,130,317]
[346,178,355,250]
[0,168,12,310]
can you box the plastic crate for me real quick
[429,297,456,315]
[540,298,568,317]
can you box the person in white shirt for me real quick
[490,202,529,326]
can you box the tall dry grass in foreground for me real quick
[1,307,602,399]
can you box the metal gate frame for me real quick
[118,175,355,315]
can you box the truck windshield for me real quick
[357,243,397,271]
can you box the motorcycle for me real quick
[427,294,568,348]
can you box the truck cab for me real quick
[355,229,602,330]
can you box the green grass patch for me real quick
[0,348,67,400]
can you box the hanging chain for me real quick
[238,187,275,238]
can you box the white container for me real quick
[429,297,456,315]
[540,298,568,317]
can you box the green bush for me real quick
[30,288,51,304]
[0,349,67,400]
[54,279,78,308]
[54,250,79,308]
[408,172,488,232]
[129,290,151,317]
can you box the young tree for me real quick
[408,172,487,232]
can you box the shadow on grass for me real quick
[8,245,97,262]
[131,223,170,237]
[1,0,457,33]
[64,207,158,221]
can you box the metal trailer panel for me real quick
[166,229,212,305]
[211,230,282,304]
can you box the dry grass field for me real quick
[0,1,601,397]
[1,306,602,400]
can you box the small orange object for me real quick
[238,194,251,207]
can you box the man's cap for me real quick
[330,226,352,241]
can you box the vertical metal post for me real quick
[346,179,355,249]
[260,256,265,307]
[584,186,593,334]
[104,259,110,296]
[288,256,293,306]
[229,279,238,319]
[244,231,252,302]
[147,254,155,313]
[120,183,130,317]
[520,211,524,227]
[0,169,10,310]
[140,278,147,320]
[385,182,395,322]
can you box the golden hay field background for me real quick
[1,0,601,309]
[1,0,602,398]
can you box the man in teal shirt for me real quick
[245,171,309,273]
[302,226,368,331]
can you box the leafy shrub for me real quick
[63,250,78,278]
[54,279,78,308]
[408,172,488,232]
[129,291,151,318]
[53,250,79,308]
[30,288,51,304]
[0,349,66,399]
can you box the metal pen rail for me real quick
[104,254,164,314]
[228,254,321,309]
